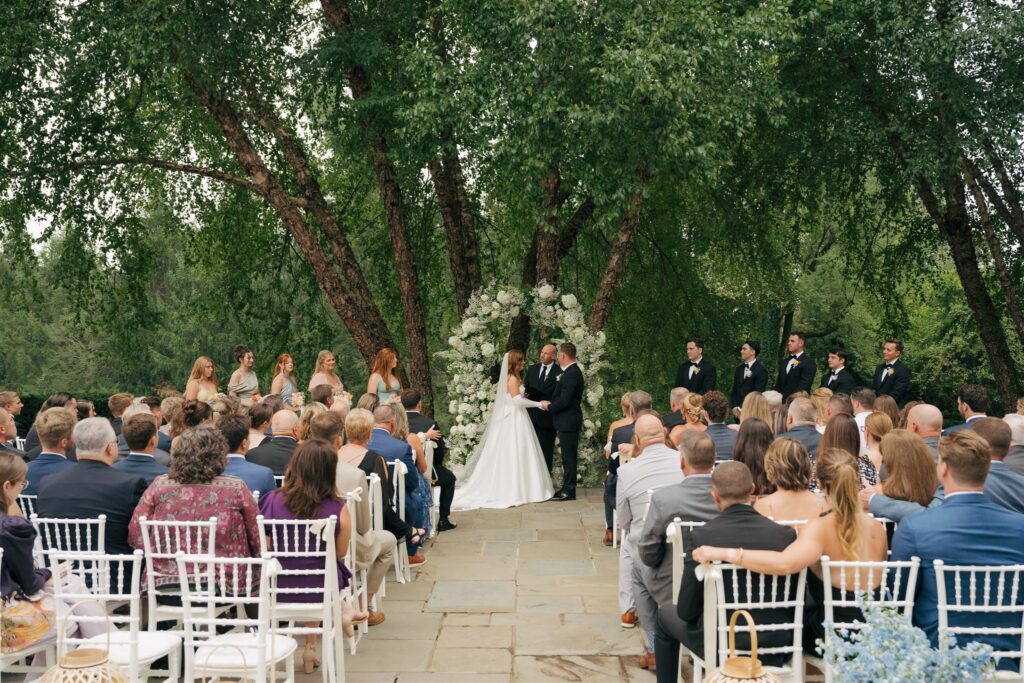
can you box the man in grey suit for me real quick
[702,391,736,461]
[616,415,684,641]
[634,431,719,670]
[775,398,821,457]
[1004,414,1024,475]
[907,403,943,461]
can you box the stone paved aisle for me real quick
[323,486,660,683]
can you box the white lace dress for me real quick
[452,355,555,510]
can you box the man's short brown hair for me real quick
[939,430,991,487]
[971,418,1011,460]
[711,461,754,503]
[0,392,19,410]
[107,392,134,417]
[310,411,344,443]
[682,433,717,471]
[37,408,77,449]
[311,384,334,406]
[122,414,158,451]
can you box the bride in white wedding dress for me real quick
[452,350,555,510]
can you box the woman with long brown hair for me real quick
[732,418,774,496]
[452,349,554,509]
[820,414,876,485]
[880,429,939,506]
[695,448,888,653]
[270,353,301,407]
[367,348,402,404]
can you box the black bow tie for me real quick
[789,354,798,360]
[690,361,700,366]
[885,363,893,369]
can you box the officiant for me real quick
[524,344,561,473]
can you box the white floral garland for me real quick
[439,282,608,477]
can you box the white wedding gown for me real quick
[452,353,555,510]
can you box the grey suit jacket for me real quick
[776,423,822,458]
[1004,445,1024,476]
[922,436,940,461]
[615,444,684,541]
[706,423,738,461]
[638,475,718,571]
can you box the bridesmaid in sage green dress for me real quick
[367,348,402,404]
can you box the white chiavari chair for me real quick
[49,549,182,682]
[388,460,411,583]
[17,493,37,517]
[341,487,369,651]
[176,553,298,683]
[665,518,706,683]
[366,473,387,598]
[31,514,106,566]
[423,439,439,537]
[138,517,218,630]
[935,560,1024,680]
[257,515,346,681]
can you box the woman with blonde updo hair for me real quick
[669,392,706,446]
[697,447,888,652]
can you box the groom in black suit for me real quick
[542,343,585,501]
[524,344,561,473]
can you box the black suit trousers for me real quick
[434,463,456,519]
[536,426,556,473]
[654,604,695,683]
[558,429,579,495]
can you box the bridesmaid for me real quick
[367,348,401,404]
[308,350,344,393]
[184,356,219,402]
[228,344,260,405]
[270,353,300,406]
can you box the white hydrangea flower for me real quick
[480,294,489,302]
[480,342,495,358]
[561,293,578,308]
[537,284,555,299]
[496,291,511,305]
[449,401,457,413]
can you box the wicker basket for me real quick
[39,601,128,683]
[705,609,782,683]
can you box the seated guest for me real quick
[892,430,1024,666]
[810,387,833,433]
[107,393,133,436]
[945,383,989,434]
[218,414,276,497]
[25,408,77,494]
[972,417,1024,513]
[128,425,261,583]
[117,403,171,465]
[0,391,28,438]
[873,395,901,426]
[113,413,169,485]
[663,387,687,431]
[310,384,334,408]
[668,392,706,447]
[820,414,873,485]
[339,409,422,554]
[140,397,173,452]
[38,418,147,557]
[895,400,923,429]
[906,403,943,460]
[248,402,273,449]
[247,409,300,475]
[732,418,774,496]
[851,388,876,454]
[734,392,772,434]
[605,391,650,545]
[394,402,438,535]
[76,400,96,420]
[368,404,428,564]
[312,411,395,626]
[695,449,887,655]
[0,408,26,459]
[703,392,735,461]
[259,440,366,669]
[617,415,685,648]
[763,390,783,413]
[755,439,826,521]
[635,431,718,671]
[772,401,790,439]
[824,393,854,424]
[167,399,213,440]
[24,393,78,460]
[297,402,327,442]
[877,429,938,510]
[1005,414,1024,475]
[355,393,379,412]
[401,390,455,531]
[653,463,797,682]
[159,396,183,439]
[774,398,821,460]
[1,452,50,598]
[862,411,893,476]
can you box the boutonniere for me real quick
[886,367,894,376]
[693,368,700,375]
[743,368,752,379]
[792,360,800,367]
[556,374,563,382]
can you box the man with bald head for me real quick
[615,414,684,648]
[907,403,944,460]
[524,343,561,473]
[1004,414,1024,475]
[246,409,299,475]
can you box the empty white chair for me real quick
[806,556,921,682]
[138,516,218,630]
[691,563,808,683]
[257,514,346,681]
[17,493,36,517]
[31,514,106,564]
[389,459,411,583]
[176,553,298,683]
[48,549,182,682]
[935,560,1024,679]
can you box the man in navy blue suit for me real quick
[892,430,1024,665]
[944,384,989,434]
[112,414,168,485]
[25,408,76,494]
[217,414,275,497]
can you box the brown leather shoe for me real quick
[639,650,656,670]
[603,529,613,546]
[409,553,427,566]
[367,610,386,627]
[620,610,638,628]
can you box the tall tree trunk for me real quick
[429,155,480,315]
[589,188,645,331]
[776,307,794,373]
[180,72,398,366]
[319,0,433,406]
[964,164,1024,350]
[535,164,562,285]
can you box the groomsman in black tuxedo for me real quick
[774,331,816,400]
[674,338,717,394]
[524,344,561,473]
[730,340,768,417]
[821,349,856,395]
[542,343,585,501]
[873,339,911,406]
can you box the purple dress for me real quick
[258,491,351,602]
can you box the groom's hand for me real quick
[540,401,550,411]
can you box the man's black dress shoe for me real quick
[437,518,458,532]
[551,491,576,501]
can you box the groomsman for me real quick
[674,338,717,394]
[730,340,768,416]
[524,344,561,473]
[774,332,816,400]
[873,339,911,406]
[821,349,856,395]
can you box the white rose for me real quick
[477,389,488,399]
[456,415,464,423]
[587,390,599,406]
[497,291,511,305]
[448,335,460,347]
[491,301,500,310]
[480,294,489,302]
[561,294,578,308]
[481,342,495,357]
[596,331,606,344]
[461,320,476,334]
[491,310,499,319]
[475,364,484,372]
[459,402,471,414]
[592,384,604,398]
[584,419,595,430]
